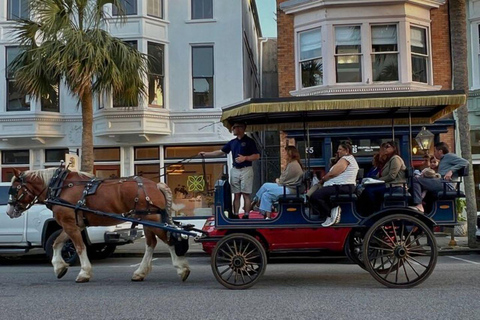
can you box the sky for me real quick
[256,0,277,38]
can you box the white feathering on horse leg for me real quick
[75,249,92,283]
[168,246,191,282]
[132,245,154,281]
[52,239,69,279]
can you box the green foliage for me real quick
[456,198,467,221]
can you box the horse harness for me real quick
[8,173,46,211]
[46,168,168,227]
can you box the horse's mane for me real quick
[24,168,94,188]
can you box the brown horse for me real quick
[6,168,190,283]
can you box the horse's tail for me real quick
[156,182,174,225]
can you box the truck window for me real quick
[0,186,10,205]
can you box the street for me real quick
[1,254,479,320]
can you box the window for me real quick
[299,28,322,88]
[147,0,163,18]
[2,150,29,182]
[113,41,138,108]
[8,0,29,20]
[134,147,160,182]
[6,47,30,111]
[335,26,362,83]
[371,25,399,82]
[192,46,214,108]
[148,42,164,107]
[165,146,227,217]
[94,147,121,179]
[41,84,60,112]
[191,0,213,20]
[112,0,137,16]
[45,149,69,163]
[411,26,428,83]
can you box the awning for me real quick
[221,90,466,131]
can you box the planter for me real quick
[454,221,468,237]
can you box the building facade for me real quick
[274,0,457,175]
[0,0,262,223]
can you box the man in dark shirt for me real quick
[199,122,260,218]
[411,142,468,212]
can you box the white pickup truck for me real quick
[0,182,143,264]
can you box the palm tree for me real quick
[449,0,478,247]
[10,0,148,173]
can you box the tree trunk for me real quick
[449,0,478,247]
[80,87,94,173]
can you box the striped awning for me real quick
[221,91,466,131]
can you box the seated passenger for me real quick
[358,141,406,215]
[411,142,469,213]
[252,146,303,219]
[309,141,359,227]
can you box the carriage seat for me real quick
[436,165,468,200]
[329,185,358,202]
[276,171,310,204]
[383,169,411,205]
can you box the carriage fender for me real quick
[361,208,436,229]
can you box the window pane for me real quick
[135,164,159,182]
[6,47,22,78]
[168,163,224,217]
[94,165,120,179]
[2,150,29,164]
[411,27,427,54]
[301,58,323,87]
[335,26,361,53]
[41,84,60,112]
[7,80,30,111]
[192,47,214,77]
[165,145,225,158]
[148,42,164,76]
[148,75,164,107]
[412,55,427,83]
[2,167,29,182]
[8,0,29,20]
[113,0,137,15]
[300,28,321,61]
[372,54,398,81]
[134,147,159,160]
[193,78,214,108]
[45,149,68,162]
[336,55,362,83]
[192,0,213,19]
[94,148,120,161]
[147,0,163,18]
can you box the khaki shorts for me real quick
[230,166,254,194]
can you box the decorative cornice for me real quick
[290,83,442,96]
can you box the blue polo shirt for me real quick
[222,135,259,169]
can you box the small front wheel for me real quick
[211,233,267,290]
[363,214,437,288]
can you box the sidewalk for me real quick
[113,232,480,258]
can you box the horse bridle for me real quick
[8,174,45,211]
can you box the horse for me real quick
[6,167,190,283]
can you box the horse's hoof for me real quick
[181,269,190,282]
[131,274,145,282]
[75,277,90,283]
[56,267,68,279]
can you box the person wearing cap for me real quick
[411,142,468,212]
[198,122,260,219]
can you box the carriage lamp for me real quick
[415,127,434,153]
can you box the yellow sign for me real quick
[187,176,205,192]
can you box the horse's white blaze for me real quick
[133,245,154,280]
[168,246,190,278]
[6,204,15,218]
[76,249,92,282]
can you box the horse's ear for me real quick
[12,168,21,178]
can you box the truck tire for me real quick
[87,244,117,260]
[45,230,79,266]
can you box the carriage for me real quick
[196,90,469,289]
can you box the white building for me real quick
[0,0,262,223]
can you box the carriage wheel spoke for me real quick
[219,248,233,259]
[391,222,399,243]
[401,259,410,282]
[241,242,251,256]
[381,227,396,246]
[406,255,430,269]
[369,246,394,252]
[404,258,421,278]
[372,235,394,249]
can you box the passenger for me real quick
[198,122,260,219]
[358,141,406,215]
[365,152,384,178]
[252,146,303,219]
[411,142,469,213]
[309,141,359,227]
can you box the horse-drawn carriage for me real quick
[197,90,469,289]
[5,90,468,290]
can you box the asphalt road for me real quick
[1,254,479,320]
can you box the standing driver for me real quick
[199,122,260,219]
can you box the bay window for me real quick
[8,0,29,20]
[148,42,164,107]
[371,25,399,82]
[6,47,30,112]
[411,26,429,83]
[299,28,322,87]
[335,26,362,83]
[113,0,137,16]
[147,0,163,18]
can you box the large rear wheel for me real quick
[363,214,437,288]
[211,233,267,290]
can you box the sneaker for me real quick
[331,206,342,224]
[265,217,271,220]
[321,216,334,227]
[231,213,239,219]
